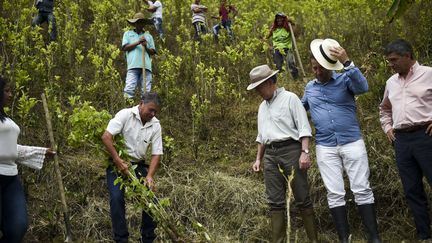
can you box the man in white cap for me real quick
[248,64,318,243]
[122,12,156,98]
[302,38,381,243]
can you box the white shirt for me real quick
[148,1,162,19]
[106,106,163,162]
[0,118,47,176]
[191,3,206,23]
[256,87,312,144]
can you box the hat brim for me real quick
[127,18,154,25]
[247,70,279,90]
[310,39,344,71]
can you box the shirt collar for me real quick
[267,87,284,104]
[132,105,158,128]
[313,71,338,85]
[400,61,419,80]
[132,105,142,123]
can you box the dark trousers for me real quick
[192,21,207,40]
[106,164,156,243]
[395,129,432,239]
[32,11,57,41]
[273,48,299,80]
[0,175,28,243]
[263,141,313,210]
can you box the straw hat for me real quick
[127,12,153,25]
[246,65,279,90]
[310,38,344,70]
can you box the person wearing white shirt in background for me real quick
[102,92,163,243]
[191,0,208,40]
[0,76,55,243]
[145,0,164,40]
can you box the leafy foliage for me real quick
[1,0,432,242]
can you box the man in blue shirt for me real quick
[122,13,156,98]
[302,39,381,243]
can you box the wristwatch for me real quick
[343,60,352,67]
[301,149,310,154]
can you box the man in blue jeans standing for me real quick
[102,93,163,243]
[212,0,237,41]
[32,0,57,41]
[122,13,156,98]
[145,0,164,40]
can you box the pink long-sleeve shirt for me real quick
[379,62,432,133]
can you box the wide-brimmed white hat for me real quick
[310,38,344,70]
[247,65,279,90]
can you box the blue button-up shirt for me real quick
[301,67,368,146]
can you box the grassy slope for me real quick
[1,0,432,242]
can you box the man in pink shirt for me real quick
[379,39,432,240]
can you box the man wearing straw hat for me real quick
[248,65,318,243]
[122,12,156,99]
[302,38,381,243]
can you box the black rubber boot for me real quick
[330,206,351,243]
[358,204,381,243]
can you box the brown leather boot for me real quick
[270,210,286,243]
[300,208,319,242]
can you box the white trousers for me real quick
[316,139,374,208]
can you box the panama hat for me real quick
[127,12,153,25]
[310,38,344,70]
[247,65,279,90]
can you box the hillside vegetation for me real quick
[1,0,432,242]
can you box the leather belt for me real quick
[131,160,147,166]
[394,122,431,133]
[265,139,297,149]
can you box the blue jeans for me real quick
[152,17,164,39]
[0,175,28,243]
[212,19,233,40]
[106,164,156,243]
[124,68,152,98]
[394,128,432,239]
[32,11,57,41]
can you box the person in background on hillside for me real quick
[32,0,57,41]
[0,76,55,243]
[248,64,318,243]
[191,0,208,41]
[302,38,381,243]
[102,92,163,243]
[379,39,432,241]
[145,0,164,40]
[211,0,237,42]
[264,12,299,80]
[122,12,156,99]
